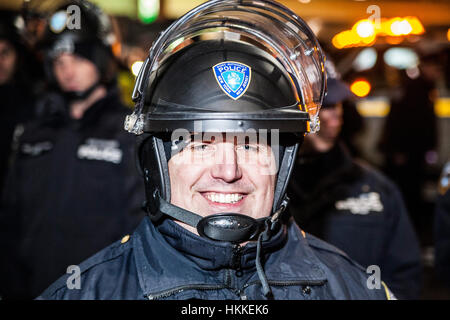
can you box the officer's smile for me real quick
[201,191,247,206]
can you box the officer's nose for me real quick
[210,143,243,183]
[61,62,76,80]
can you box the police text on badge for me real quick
[212,61,251,100]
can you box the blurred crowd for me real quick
[0,0,449,300]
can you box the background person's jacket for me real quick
[288,142,422,299]
[38,216,392,300]
[0,87,145,299]
[434,184,450,289]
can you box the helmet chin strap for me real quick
[62,81,101,102]
[149,191,288,244]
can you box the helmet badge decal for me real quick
[212,61,251,100]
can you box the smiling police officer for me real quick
[38,0,393,300]
[0,0,144,299]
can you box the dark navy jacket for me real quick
[288,143,422,299]
[38,217,391,300]
[434,163,450,289]
[0,88,145,299]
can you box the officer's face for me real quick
[168,133,277,235]
[52,52,99,93]
[305,103,343,153]
[318,103,343,141]
[0,40,17,85]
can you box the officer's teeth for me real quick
[206,193,244,204]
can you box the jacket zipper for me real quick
[231,244,243,277]
[145,284,229,300]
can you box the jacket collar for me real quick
[292,142,356,196]
[39,86,122,130]
[76,86,121,129]
[133,217,327,297]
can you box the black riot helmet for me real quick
[0,11,27,50]
[126,0,327,245]
[37,0,118,100]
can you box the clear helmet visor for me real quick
[128,0,327,134]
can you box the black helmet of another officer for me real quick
[0,11,36,87]
[0,11,27,52]
[126,0,327,244]
[38,0,118,100]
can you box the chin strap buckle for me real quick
[271,196,289,223]
[124,112,145,135]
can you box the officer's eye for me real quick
[236,144,259,152]
[190,143,214,152]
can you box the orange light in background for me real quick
[386,36,404,45]
[406,16,425,35]
[332,30,359,49]
[350,79,371,97]
[332,16,425,49]
[447,28,450,42]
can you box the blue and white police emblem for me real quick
[212,61,251,100]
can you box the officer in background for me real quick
[38,0,392,300]
[0,11,42,195]
[287,60,422,299]
[379,50,442,235]
[434,160,450,290]
[0,0,144,299]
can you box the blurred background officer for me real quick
[0,10,43,195]
[0,0,144,299]
[379,50,442,235]
[434,160,450,290]
[287,60,422,299]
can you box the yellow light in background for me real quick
[350,79,371,97]
[378,18,392,36]
[332,16,425,49]
[390,18,413,36]
[406,16,425,35]
[447,28,450,41]
[354,19,375,38]
[356,99,390,117]
[131,61,144,77]
[435,97,450,118]
[332,30,361,49]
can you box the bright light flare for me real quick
[355,20,375,38]
[390,18,412,36]
[131,61,144,77]
[350,79,371,97]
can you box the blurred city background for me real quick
[1,0,449,299]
